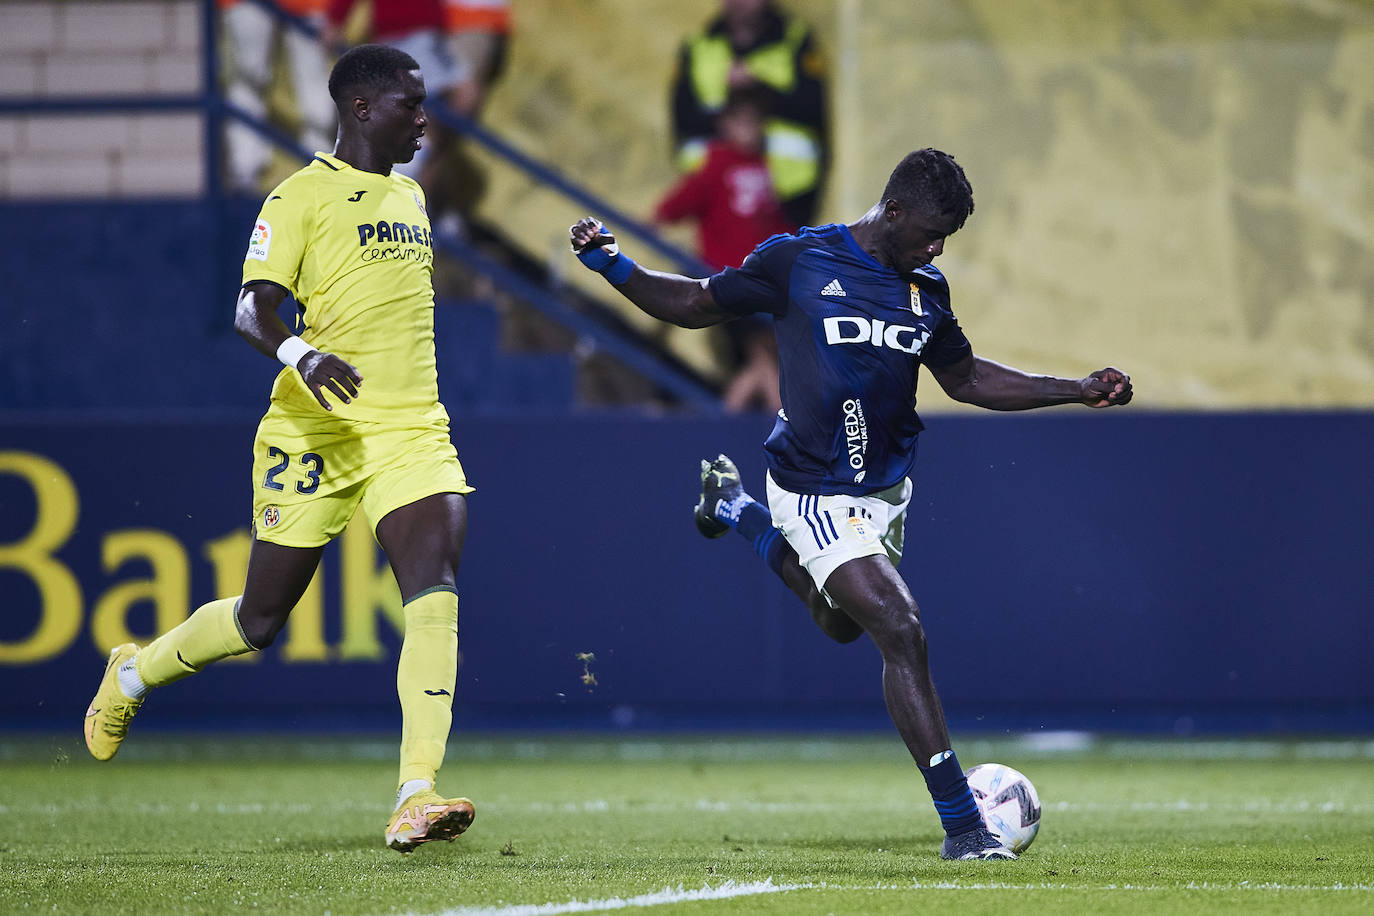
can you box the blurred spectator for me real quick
[717,308,784,414]
[655,87,789,414]
[424,0,513,236]
[221,0,336,193]
[321,0,509,236]
[440,0,511,121]
[322,0,447,61]
[671,0,829,228]
[322,0,450,183]
[655,87,791,272]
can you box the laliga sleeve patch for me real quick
[246,220,272,261]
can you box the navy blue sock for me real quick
[715,498,787,579]
[733,499,771,540]
[751,525,787,578]
[921,751,983,837]
[732,501,788,577]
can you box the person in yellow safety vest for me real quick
[671,0,830,228]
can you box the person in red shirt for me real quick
[655,87,792,413]
[322,1,509,234]
[655,87,793,272]
[321,0,452,187]
[322,0,446,51]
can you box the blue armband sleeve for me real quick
[575,225,637,285]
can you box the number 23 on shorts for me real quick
[261,446,324,494]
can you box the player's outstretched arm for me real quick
[569,217,732,329]
[234,281,364,411]
[928,353,1132,411]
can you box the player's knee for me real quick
[237,607,289,649]
[869,605,928,661]
[894,611,929,661]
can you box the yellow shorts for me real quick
[249,407,474,548]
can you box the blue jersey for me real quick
[708,223,972,496]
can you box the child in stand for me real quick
[655,87,793,413]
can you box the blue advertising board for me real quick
[2,411,1372,734]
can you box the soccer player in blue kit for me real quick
[570,148,1132,860]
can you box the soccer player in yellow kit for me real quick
[83,44,475,854]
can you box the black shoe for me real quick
[694,454,745,539]
[939,826,1017,860]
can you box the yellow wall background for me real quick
[474,0,1374,409]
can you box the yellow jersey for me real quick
[242,153,446,425]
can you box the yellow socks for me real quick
[396,586,459,789]
[135,596,257,687]
[127,587,459,793]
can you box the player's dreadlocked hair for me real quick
[328,44,421,107]
[882,148,975,231]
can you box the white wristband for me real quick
[276,335,315,370]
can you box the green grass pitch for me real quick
[2,733,1372,914]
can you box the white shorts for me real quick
[766,472,912,597]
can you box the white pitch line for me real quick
[904,881,1374,892]
[400,878,1373,916]
[402,879,810,916]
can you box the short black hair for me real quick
[882,148,975,232]
[327,44,421,106]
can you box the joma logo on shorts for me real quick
[823,316,930,355]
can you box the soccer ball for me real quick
[966,763,1041,854]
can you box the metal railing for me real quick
[1,0,723,412]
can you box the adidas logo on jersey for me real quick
[821,279,847,296]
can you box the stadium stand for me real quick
[0,0,721,413]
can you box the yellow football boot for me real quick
[385,789,476,853]
[83,643,143,761]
